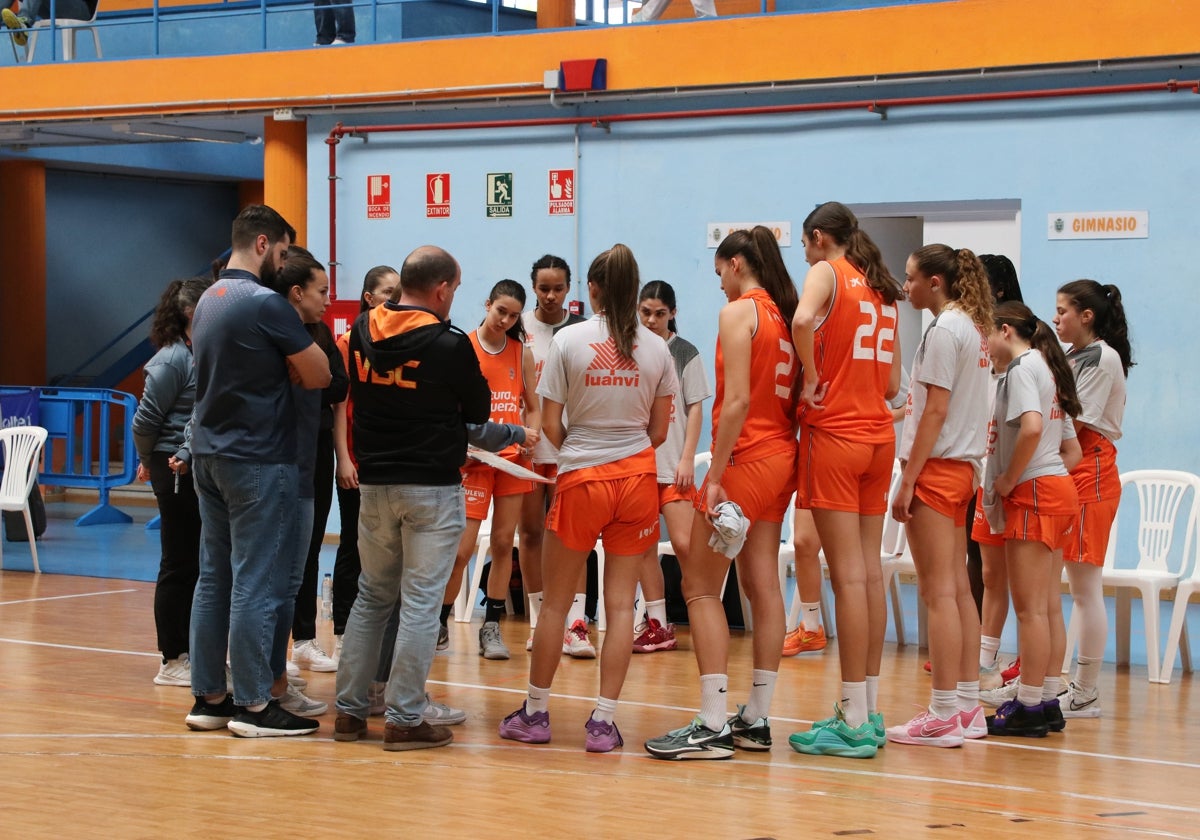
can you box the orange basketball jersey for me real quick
[711,287,798,463]
[470,331,525,458]
[803,257,896,443]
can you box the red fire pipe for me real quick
[325,79,1199,296]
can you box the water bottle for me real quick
[321,573,333,621]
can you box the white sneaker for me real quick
[368,681,386,716]
[288,671,307,690]
[278,682,327,717]
[334,634,343,664]
[286,660,301,679]
[1058,682,1102,718]
[525,635,534,652]
[980,678,1020,708]
[154,654,191,686]
[564,619,596,659]
[422,693,466,725]
[292,638,338,672]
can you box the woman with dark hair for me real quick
[133,276,211,687]
[979,302,1081,737]
[1053,279,1132,718]
[633,280,712,653]
[331,265,400,669]
[518,255,592,657]
[789,202,903,759]
[645,226,798,760]
[500,244,676,753]
[442,279,540,661]
[273,249,348,715]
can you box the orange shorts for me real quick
[1002,475,1080,552]
[1062,496,1119,566]
[546,451,659,555]
[462,459,533,521]
[970,486,1004,547]
[659,482,695,508]
[696,449,795,525]
[531,461,558,482]
[913,458,975,527]
[797,425,893,515]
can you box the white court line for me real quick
[0,588,138,606]
[0,637,160,658]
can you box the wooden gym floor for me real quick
[1,568,1196,839]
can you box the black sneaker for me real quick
[1043,698,1066,732]
[986,699,1048,738]
[227,700,320,738]
[644,718,734,760]
[728,704,772,750]
[185,694,236,731]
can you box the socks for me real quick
[484,597,507,624]
[525,683,551,715]
[841,681,868,728]
[930,688,958,720]
[743,669,777,722]
[1042,676,1063,701]
[646,598,668,627]
[566,593,587,627]
[956,680,980,711]
[800,601,822,631]
[1016,681,1042,708]
[592,695,618,724]
[699,673,728,731]
[527,591,543,629]
[439,603,453,624]
[1074,655,1101,693]
[980,635,1001,669]
[865,674,880,714]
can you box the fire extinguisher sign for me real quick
[367,175,390,219]
[548,169,574,216]
[427,173,450,218]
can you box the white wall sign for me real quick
[707,222,791,248]
[1047,211,1148,240]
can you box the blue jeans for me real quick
[190,456,300,706]
[335,483,464,726]
[313,0,355,44]
[271,498,313,680]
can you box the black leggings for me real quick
[331,482,361,635]
[292,431,335,640]
[150,451,201,660]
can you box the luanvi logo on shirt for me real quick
[585,339,639,387]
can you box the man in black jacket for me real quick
[333,245,490,751]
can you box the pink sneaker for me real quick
[633,618,677,653]
[959,705,987,739]
[584,717,624,753]
[499,706,551,744]
[885,709,964,748]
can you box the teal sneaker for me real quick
[789,718,878,759]
[809,704,885,748]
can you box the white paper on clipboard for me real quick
[466,447,555,483]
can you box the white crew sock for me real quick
[592,695,618,724]
[699,673,728,731]
[800,601,822,631]
[525,683,551,714]
[566,593,587,627]
[646,598,668,627]
[743,669,777,722]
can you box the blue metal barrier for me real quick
[0,386,138,526]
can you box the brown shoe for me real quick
[334,713,368,742]
[383,720,453,751]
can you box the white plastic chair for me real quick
[26,0,102,63]
[1064,470,1200,683]
[1157,511,1200,684]
[0,426,48,574]
[878,460,922,646]
[781,499,836,639]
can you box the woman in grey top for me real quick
[132,276,210,688]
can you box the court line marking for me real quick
[0,588,138,606]
[0,637,160,658]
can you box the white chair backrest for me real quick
[881,458,906,556]
[0,426,48,509]
[1118,470,1200,576]
[781,492,798,545]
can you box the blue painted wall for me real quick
[307,85,1199,480]
[44,169,238,380]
